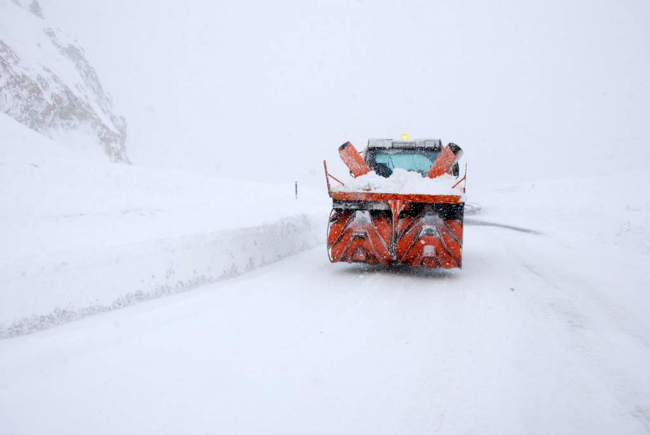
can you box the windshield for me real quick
[366,149,440,176]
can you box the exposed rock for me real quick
[0,0,128,162]
[29,0,43,19]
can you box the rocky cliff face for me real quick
[0,0,128,162]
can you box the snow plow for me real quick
[324,137,466,269]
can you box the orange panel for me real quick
[327,211,352,248]
[338,142,370,178]
[427,144,463,179]
[445,219,463,242]
[330,191,463,204]
[327,210,392,265]
[393,213,463,269]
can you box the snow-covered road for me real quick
[2,219,649,434]
[3,1,650,432]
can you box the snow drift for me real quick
[0,113,327,337]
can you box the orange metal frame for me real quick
[330,191,462,204]
[323,159,463,204]
[324,153,466,269]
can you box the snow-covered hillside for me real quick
[0,0,127,162]
[0,113,327,337]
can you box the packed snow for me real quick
[332,168,465,196]
[1,167,649,434]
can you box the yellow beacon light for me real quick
[401,133,409,140]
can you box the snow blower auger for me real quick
[323,137,466,269]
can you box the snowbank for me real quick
[467,170,650,337]
[332,168,464,196]
[0,214,322,338]
[0,114,329,337]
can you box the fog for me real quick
[42,0,650,187]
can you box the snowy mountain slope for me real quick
[0,113,328,337]
[1,169,649,434]
[0,0,127,162]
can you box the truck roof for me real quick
[367,138,443,150]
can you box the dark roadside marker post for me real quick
[295,181,298,199]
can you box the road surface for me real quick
[1,222,649,434]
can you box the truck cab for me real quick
[364,138,459,178]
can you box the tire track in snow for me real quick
[1,228,649,434]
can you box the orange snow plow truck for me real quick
[324,138,466,269]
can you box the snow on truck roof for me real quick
[367,138,442,149]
